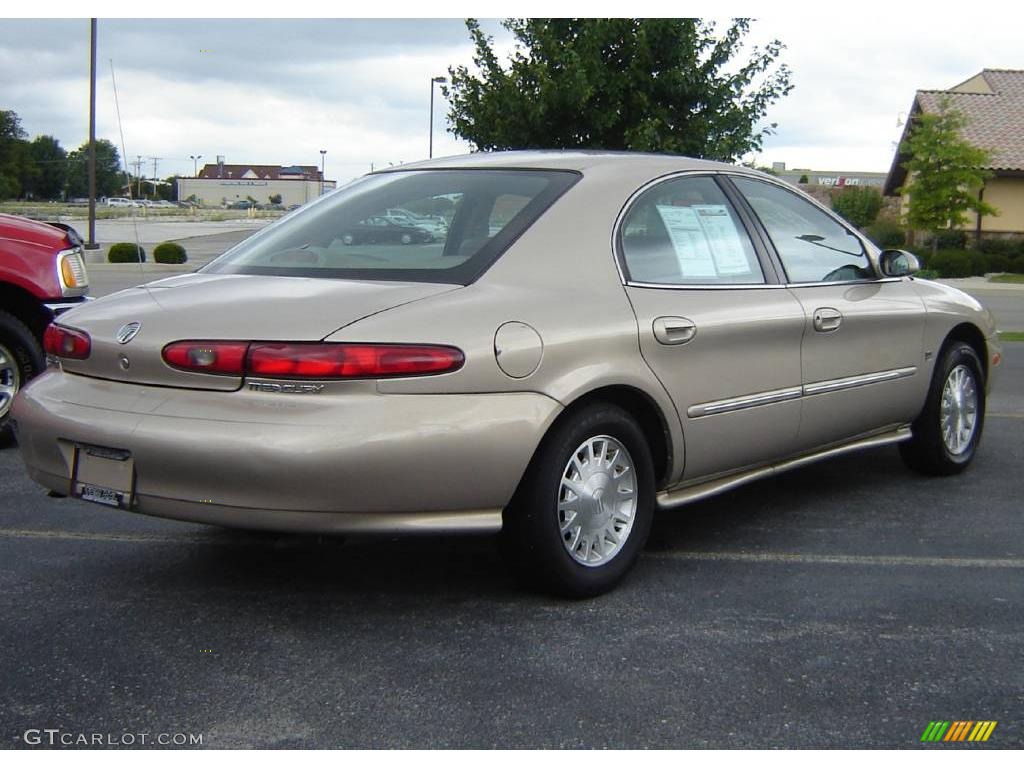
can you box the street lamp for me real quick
[429,76,447,159]
[190,154,202,177]
[319,150,326,195]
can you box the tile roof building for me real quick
[177,163,336,208]
[885,69,1024,236]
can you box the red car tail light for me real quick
[43,324,91,359]
[162,341,249,375]
[248,343,465,379]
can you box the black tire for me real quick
[899,341,986,476]
[502,403,655,598]
[0,310,46,434]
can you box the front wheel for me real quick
[0,310,46,434]
[502,403,655,598]
[900,341,986,475]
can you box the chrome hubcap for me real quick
[0,343,21,419]
[940,364,978,455]
[558,435,637,567]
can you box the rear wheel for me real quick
[0,310,45,434]
[900,341,985,475]
[502,403,655,598]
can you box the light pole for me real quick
[190,154,202,177]
[429,76,447,159]
[319,150,326,195]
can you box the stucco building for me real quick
[177,163,336,207]
[884,69,1024,237]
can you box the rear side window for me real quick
[619,175,764,285]
[203,169,578,284]
[732,177,873,284]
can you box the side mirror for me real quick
[879,249,920,277]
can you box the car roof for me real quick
[378,150,743,176]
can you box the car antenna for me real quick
[109,59,147,288]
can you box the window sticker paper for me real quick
[692,205,751,275]
[655,205,717,277]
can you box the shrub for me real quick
[798,174,808,184]
[924,230,968,250]
[924,249,992,278]
[863,217,906,248]
[832,186,883,228]
[986,254,1012,274]
[107,242,145,263]
[978,237,1024,259]
[153,241,187,264]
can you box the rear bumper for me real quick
[12,370,561,533]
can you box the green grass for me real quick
[989,273,1024,284]
[998,331,1024,342]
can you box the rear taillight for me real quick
[162,341,249,375]
[43,324,91,359]
[160,340,464,379]
[248,343,465,379]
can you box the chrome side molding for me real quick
[687,366,918,418]
[656,426,913,510]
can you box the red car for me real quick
[0,214,90,432]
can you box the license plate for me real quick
[71,443,136,510]
[78,484,124,508]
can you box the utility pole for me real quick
[134,155,143,199]
[149,157,162,199]
[86,19,98,250]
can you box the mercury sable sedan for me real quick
[12,152,1001,596]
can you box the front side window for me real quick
[202,169,578,284]
[619,175,764,285]
[732,177,874,284]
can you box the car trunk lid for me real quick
[55,273,458,390]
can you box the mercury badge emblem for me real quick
[116,322,142,345]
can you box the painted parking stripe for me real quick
[646,550,1024,569]
[3,529,1023,569]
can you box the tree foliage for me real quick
[831,186,883,228]
[26,136,68,200]
[0,109,31,199]
[900,100,996,249]
[445,18,793,161]
[66,139,123,199]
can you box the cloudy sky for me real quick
[1,8,1022,183]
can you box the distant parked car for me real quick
[227,200,256,210]
[105,198,132,207]
[340,216,433,245]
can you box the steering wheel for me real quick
[820,264,869,282]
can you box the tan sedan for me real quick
[12,152,1001,596]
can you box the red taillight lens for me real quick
[43,324,91,359]
[162,341,249,375]
[248,343,465,379]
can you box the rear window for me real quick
[202,169,579,284]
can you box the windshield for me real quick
[202,169,579,284]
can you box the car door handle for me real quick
[653,316,697,345]
[813,307,843,333]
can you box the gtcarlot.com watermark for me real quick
[23,729,203,747]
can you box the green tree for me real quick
[831,186,883,228]
[0,109,32,199]
[65,139,123,198]
[445,18,793,160]
[899,99,996,254]
[25,136,68,200]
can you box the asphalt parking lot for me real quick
[1,343,1021,748]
